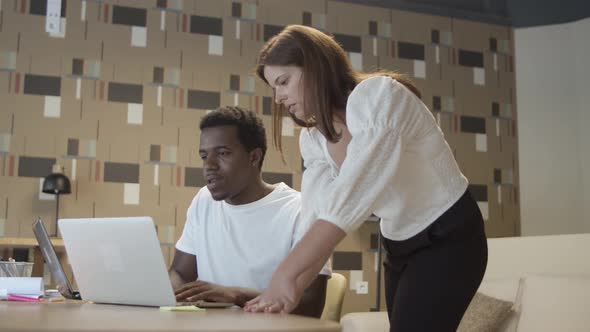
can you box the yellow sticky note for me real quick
[159,305,206,312]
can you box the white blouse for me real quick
[299,76,468,241]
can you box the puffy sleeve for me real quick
[298,127,335,233]
[300,76,428,234]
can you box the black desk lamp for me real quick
[42,171,71,236]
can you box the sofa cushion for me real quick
[517,275,590,331]
[340,312,389,332]
[478,277,523,302]
[477,278,525,332]
[341,289,516,332]
[457,292,514,332]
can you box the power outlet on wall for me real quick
[356,281,369,294]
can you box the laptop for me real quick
[32,217,82,300]
[58,217,177,307]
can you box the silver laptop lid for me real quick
[59,217,175,307]
[32,217,80,300]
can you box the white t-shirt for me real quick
[176,182,331,291]
[300,76,468,241]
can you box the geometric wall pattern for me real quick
[0,0,518,315]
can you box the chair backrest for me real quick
[321,272,347,321]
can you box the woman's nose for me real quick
[275,92,286,105]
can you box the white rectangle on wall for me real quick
[157,86,162,107]
[0,133,10,152]
[48,18,66,38]
[45,0,62,34]
[236,20,241,39]
[443,96,455,112]
[160,11,165,31]
[414,60,426,78]
[123,183,140,205]
[208,35,223,55]
[81,0,86,21]
[312,14,326,30]
[86,140,97,158]
[39,178,56,200]
[71,158,77,180]
[435,46,440,64]
[493,54,498,71]
[131,26,147,47]
[477,201,489,220]
[349,270,363,290]
[372,37,377,56]
[127,103,143,125]
[473,67,485,85]
[476,133,487,152]
[243,76,255,93]
[281,117,294,137]
[154,164,159,186]
[159,225,175,244]
[75,78,81,99]
[349,52,362,71]
[44,96,61,118]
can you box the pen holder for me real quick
[0,261,34,278]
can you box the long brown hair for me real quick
[256,24,420,152]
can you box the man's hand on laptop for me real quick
[174,280,240,305]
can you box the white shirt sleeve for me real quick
[301,76,430,234]
[175,190,202,255]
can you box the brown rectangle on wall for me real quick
[103,162,139,183]
[18,156,55,177]
[150,145,161,162]
[107,82,143,104]
[229,74,240,91]
[72,59,84,76]
[333,251,362,270]
[67,138,79,156]
[153,67,164,84]
[262,172,292,187]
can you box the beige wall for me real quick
[515,17,590,236]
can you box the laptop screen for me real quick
[32,217,81,300]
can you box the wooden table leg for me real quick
[32,246,44,277]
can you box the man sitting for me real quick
[169,106,330,317]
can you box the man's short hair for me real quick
[199,106,267,168]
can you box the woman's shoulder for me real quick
[346,75,413,129]
[347,76,390,115]
[349,75,405,98]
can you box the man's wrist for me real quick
[229,287,260,307]
[229,287,245,306]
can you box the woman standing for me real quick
[245,25,487,331]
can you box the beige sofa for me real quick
[340,233,590,331]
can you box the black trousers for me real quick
[382,190,488,332]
